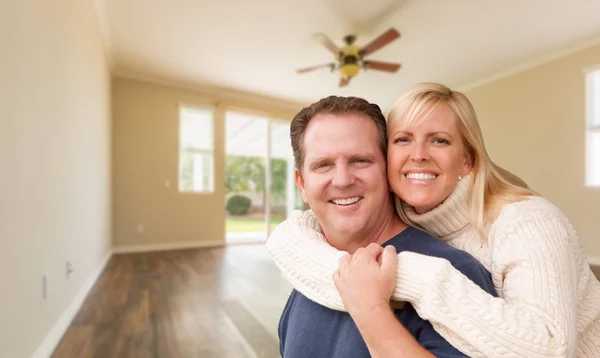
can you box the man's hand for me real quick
[333,243,398,319]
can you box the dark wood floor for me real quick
[51,244,600,358]
[51,245,292,358]
[592,266,600,281]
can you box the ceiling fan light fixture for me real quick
[297,27,401,87]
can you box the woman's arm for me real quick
[408,211,579,357]
[266,210,579,357]
[266,210,440,310]
[266,210,348,310]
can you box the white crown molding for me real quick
[90,0,113,70]
[458,36,600,92]
[113,70,307,114]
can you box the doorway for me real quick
[224,111,302,245]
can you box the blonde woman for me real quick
[267,83,600,357]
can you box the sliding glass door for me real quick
[224,113,300,245]
[268,120,304,234]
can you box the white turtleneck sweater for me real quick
[266,176,600,357]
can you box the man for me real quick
[276,96,496,357]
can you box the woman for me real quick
[266,83,600,357]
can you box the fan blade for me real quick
[364,61,401,72]
[297,63,335,73]
[339,77,350,87]
[359,28,400,57]
[314,33,341,55]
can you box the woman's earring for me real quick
[458,175,463,181]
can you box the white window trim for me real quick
[585,68,600,187]
[178,104,216,194]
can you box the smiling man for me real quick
[275,96,496,358]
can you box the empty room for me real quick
[2,0,600,357]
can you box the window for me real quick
[179,105,214,193]
[586,69,600,187]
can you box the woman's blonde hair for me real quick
[388,82,536,240]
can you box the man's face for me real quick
[295,112,391,248]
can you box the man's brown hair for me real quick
[290,96,388,171]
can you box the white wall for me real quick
[0,0,112,357]
[465,43,600,257]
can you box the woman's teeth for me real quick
[406,173,437,180]
[331,196,362,205]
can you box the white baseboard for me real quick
[32,250,113,358]
[587,255,600,267]
[112,240,225,254]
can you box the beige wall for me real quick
[0,0,112,357]
[465,44,600,257]
[112,76,302,249]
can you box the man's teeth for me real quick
[332,197,362,205]
[406,173,437,180]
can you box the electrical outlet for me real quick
[42,273,49,300]
[137,224,145,234]
[66,261,74,278]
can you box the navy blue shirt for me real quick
[278,226,497,358]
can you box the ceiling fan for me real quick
[297,28,401,87]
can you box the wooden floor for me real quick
[592,265,600,281]
[51,244,600,358]
[51,245,292,358]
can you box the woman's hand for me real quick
[333,243,398,319]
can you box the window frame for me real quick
[585,67,600,187]
[178,103,216,194]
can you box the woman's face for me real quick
[387,103,472,213]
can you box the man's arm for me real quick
[353,259,486,358]
[334,245,493,357]
[397,304,469,357]
[334,244,436,357]
[354,259,491,358]
[352,305,435,358]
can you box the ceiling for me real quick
[96,0,600,109]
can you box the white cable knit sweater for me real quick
[266,176,600,357]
